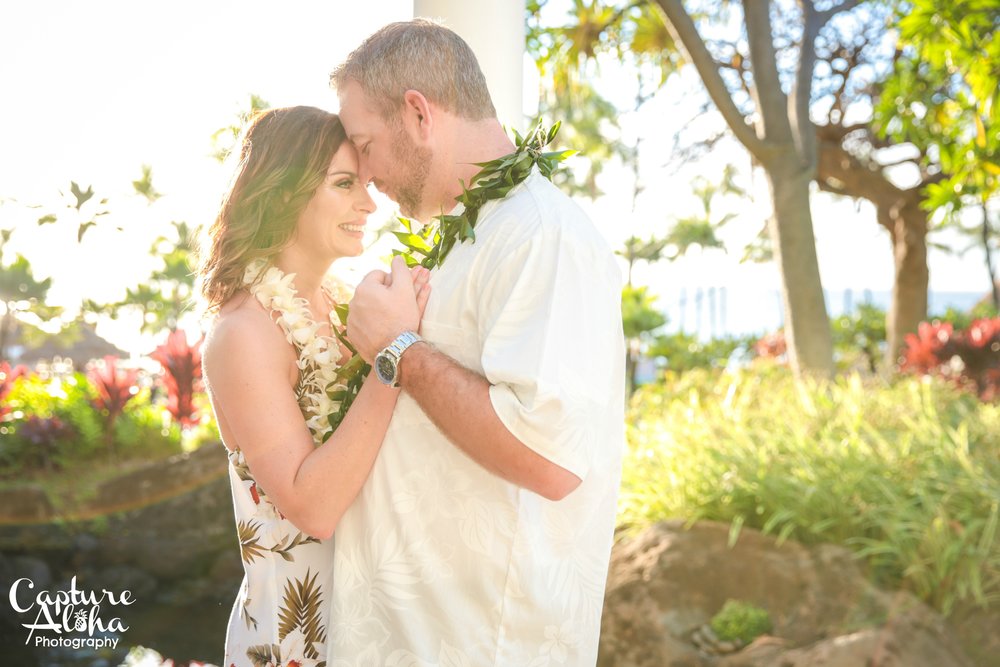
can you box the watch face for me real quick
[375,353,397,384]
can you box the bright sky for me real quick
[0,1,990,356]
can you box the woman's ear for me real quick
[402,89,433,141]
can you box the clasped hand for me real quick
[347,255,431,363]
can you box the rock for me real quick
[91,564,158,600]
[90,443,227,513]
[948,601,1000,667]
[0,483,54,523]
[0,522,75,553]
[598,520,976,667]
[0,553,53,630]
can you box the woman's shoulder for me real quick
[204,291,290,366]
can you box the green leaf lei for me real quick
[325,121,574,432]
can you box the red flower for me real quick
[287,661,302,667]
[250,482,260,505]
[900,321,953,373]
[0,361,28,420]
[900,317,1000,402]
[88,356,139,427]
[150,329,204,428]
[754,331,787,359]
[966,318,1000,349]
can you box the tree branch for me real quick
[652,0,771,160]
[816,0,861,29]
[743,0,795,149]
[792,0,821,173]
[877,155,922,170]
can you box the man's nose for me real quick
[356,158,374,187]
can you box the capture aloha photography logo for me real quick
[8,575,134,650]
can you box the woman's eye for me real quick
[335,178,354,189]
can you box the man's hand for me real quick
[347,256,430,362]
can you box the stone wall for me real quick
[0,444,240,665]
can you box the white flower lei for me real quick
[243,258,347,445]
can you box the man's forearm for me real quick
[398,342,581,500]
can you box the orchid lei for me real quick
[242,258,349,444]
[324,122,573,433]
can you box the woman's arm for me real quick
[204,272,429,539]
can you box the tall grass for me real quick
[620,365,1000,615]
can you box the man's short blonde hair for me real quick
[330,18,496,122]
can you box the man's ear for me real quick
[402,89,433,141]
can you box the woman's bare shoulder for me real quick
[203,291,292,370]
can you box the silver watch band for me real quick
[385,330,421,361]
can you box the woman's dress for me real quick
[222,262,348,667]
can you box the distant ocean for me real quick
[657,287,989,340]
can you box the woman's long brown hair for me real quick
[197,106,346,314]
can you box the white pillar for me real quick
[413,0,525,131]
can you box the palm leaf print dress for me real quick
[222,266,348,667]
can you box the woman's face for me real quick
[294,142,376,260]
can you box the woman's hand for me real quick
[411,265,431,320]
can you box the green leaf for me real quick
[392,231,433,253]
[77,221,96,243]
[333,303,350,325]
[69,181,95,211]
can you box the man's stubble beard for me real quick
[391,125,433,220]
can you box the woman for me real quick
[197,106,429,667]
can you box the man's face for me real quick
[338,80,433,221]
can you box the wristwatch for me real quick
[373,331,422,387]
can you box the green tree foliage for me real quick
[0,251,62,361]
[38,181,115,242]
[527,0,683,197]
[92,221,198,334]
[831,303,887,373]
[132,164,162,204]
[876,0,1000,306]
[531,0,843,377]
[210,94,271,163]
[622,284,668,393]
[647,331,752,373]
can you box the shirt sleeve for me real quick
[479,220,624,482]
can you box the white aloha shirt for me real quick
[327,169,626,666]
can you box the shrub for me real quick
[150,329,204,428]
[709,600,773,644]
[900,317,1000,401]
[647,332,754,373]
[831,303,887,372]
[621,366,1000,615]
[12,415,75,472]
[0,372,183,474]
[113,396,182,458]
[0,362,28,420]
[88,356,140,454]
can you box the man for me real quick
[328,19,625,666]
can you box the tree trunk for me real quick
[815,130,931,370]
[982,202,1000,311]
[883,201,929,368]
[765,162,834,377]
[0,310,10,362]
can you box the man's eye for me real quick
[362,143,371,156]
